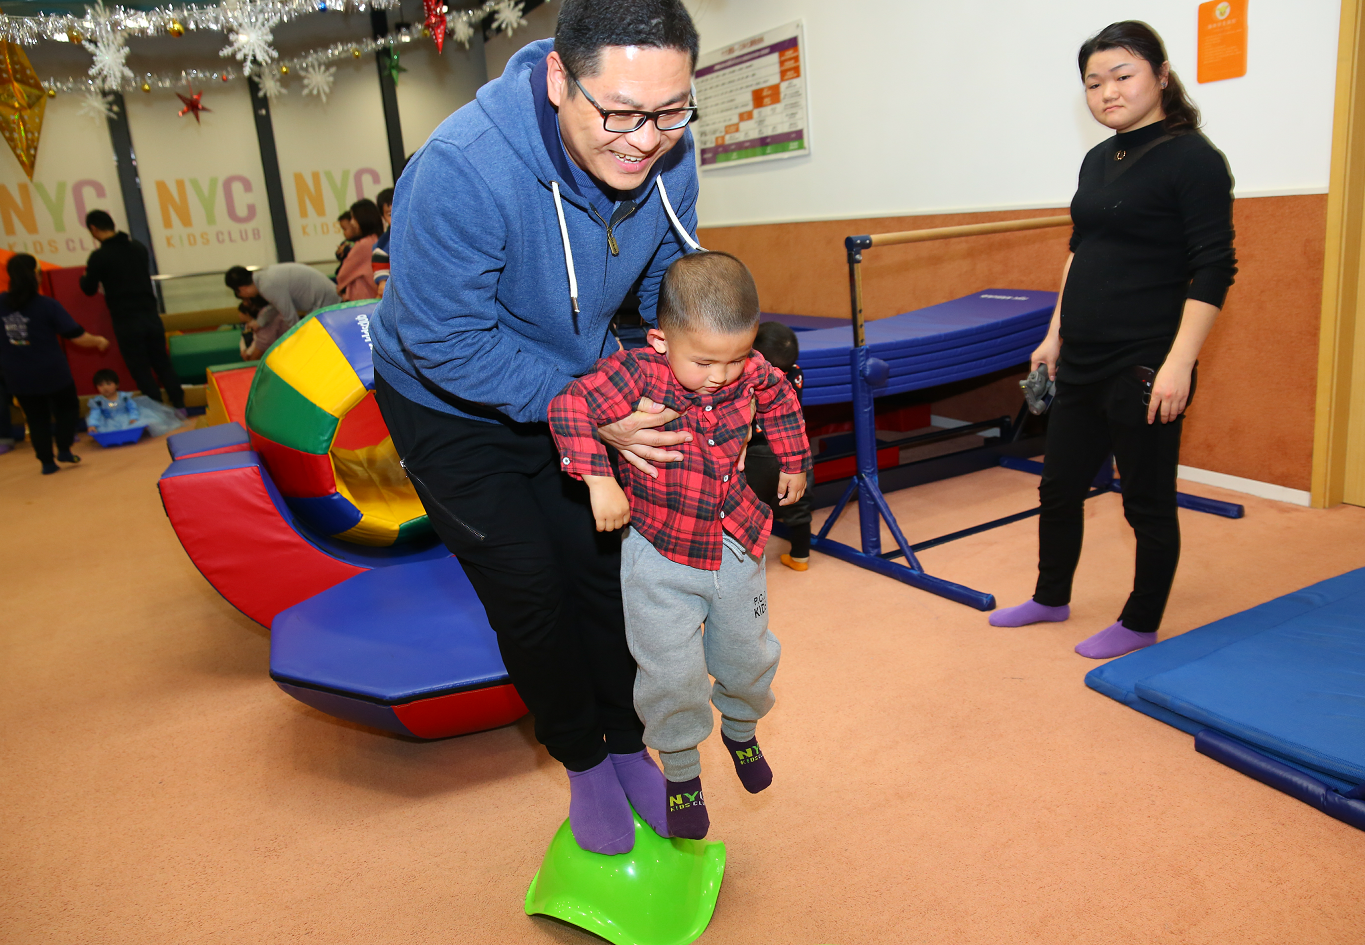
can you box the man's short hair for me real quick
[85,209,115,231]
[753,322,799,373]
[555,0,699,88]
[376,187,395,211]
[657,252,759,337]
[224,266,254,290]
[93,368,119,387]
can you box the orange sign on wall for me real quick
[1198,0,1247,83]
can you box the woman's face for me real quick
[1084,47,1167,133]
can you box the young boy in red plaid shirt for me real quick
[550,251,811,841]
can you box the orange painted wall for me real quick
[699,194,1327,491]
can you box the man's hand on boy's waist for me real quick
[597,397,692,478]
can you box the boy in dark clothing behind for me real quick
[79,210,184,412]
[745,321,814,571]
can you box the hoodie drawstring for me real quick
[549,174,705,322]
[550,181,580,326]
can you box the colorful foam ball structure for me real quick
[243,301,431,547]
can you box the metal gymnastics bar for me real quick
[810,213,1244,612]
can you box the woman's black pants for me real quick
[16,384,79,466]
[1034,370,1186,633]
[374,372,644,771]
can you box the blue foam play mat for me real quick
[1086,568,1365,831]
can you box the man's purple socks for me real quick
[720,733,773,794]
[665,776,710,839]
[565,757,634,855]
[1074,621,1156,659]
[609,750,669,838]
[988,599,1070,627]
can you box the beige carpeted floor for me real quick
[2,432,1363,944]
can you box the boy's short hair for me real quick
[336,210,353,223]
[657,251,759,336]
[93,368,119,387]
[85,209,116,231]
[376,187,395,212]
[753,321,799,373]
[224,266,254,290]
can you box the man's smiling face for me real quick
[547,45,694,192]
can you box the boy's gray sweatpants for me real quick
[621,528,781,783]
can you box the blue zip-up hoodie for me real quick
[369,38,701,425]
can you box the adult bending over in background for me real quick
[0,254,109,474]
[80,210,185,415]
[225,262,340,359]
[989,20,1236,659]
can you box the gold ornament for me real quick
[141,82,152,93]
[280,64,290,76]
[46,88,55,98]
[352,47,362,58]
[167,19,185,38]
[0,41,46,180]
[67,29,83,44]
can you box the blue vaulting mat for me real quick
[1086,569,1365,829]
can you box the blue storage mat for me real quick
[1086,569,1365,829]
[787,289,1056,405]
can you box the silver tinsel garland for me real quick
[3,0,525,94]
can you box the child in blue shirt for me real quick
[86,369,141,433]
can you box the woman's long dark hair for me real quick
[349,199,383,239]
[1078,21,1201,134]
[6,253,39,309]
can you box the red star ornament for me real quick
[423,0,447,53]
[176,89,211,123]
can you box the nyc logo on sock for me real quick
[668,790,704,810]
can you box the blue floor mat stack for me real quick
[769,290,1056,406]
[1087,569,1365,831]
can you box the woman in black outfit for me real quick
[0,254,109,474]
[989,21,1236,659]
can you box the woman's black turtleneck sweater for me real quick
[1058,120,1237,384]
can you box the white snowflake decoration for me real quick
[220,3,281,77]
[300,62,336,103]
[83,3,133,92]
[78,88,118,121]
[449,15,474,48]
[492,0,527,37]
[254,67,285,101]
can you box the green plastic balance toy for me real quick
[524,811,726,945]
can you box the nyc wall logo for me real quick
[154,175,264,249]
[292,167,384,237]
[0,178,115,260]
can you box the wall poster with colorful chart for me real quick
[695,20,810,171]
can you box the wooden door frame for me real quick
[1314,0,1365,507]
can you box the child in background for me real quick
[86,368,140,433]
[550,252,810,844]
[745,322,814,571]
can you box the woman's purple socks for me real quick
[988,599,1071,627]
[565,757,634,855]
[609,750,670,838]
[1075,621,1157,659]
[720,733,773,794]
[665,776,710,840]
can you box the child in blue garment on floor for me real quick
[86,369,140,433]
[549,251,811,842]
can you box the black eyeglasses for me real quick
[568,72,697,134]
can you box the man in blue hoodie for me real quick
[370,0,703,855]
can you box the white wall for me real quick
[484,0,560,81]
[683,0,1342,227]
[396,32,488,153]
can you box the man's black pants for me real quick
[375,373,644,770]
[1034,369,1188,633]
[16,384,79,465]
[115,323,183,408]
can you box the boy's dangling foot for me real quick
[610,749,669,838]
[779,553,808,572]
[721,732,773,794]
[565,757,634,855]
[665,776,710,840]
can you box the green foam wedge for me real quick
[525,810,726,945]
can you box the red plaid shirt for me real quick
[549,348,811,570]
